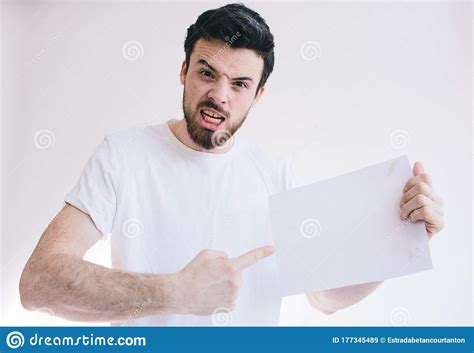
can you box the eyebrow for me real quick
[197,59,254,83]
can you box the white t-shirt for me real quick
[65,119,295,326]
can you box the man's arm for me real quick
[19,204,180,322]
[306,281,383,314]
[19,204,274,322]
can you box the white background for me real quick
[1,0,472,326]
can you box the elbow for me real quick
[313,301,338,315]
[317,306,338,315]
[306,292,338,315]
[19,265,40,311]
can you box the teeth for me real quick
[202,113,222,125]
[203,109,222,119]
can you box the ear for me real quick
[251,86,265,108]
[179,60,187,86]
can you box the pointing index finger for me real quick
[231,246,274,270]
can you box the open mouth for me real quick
[200,109,225,129]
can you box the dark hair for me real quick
[184,3,275,93]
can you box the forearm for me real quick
[306,281,383,314]
[20,253,180,322]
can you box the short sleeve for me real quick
[281,159,297,191]
[64,136,121,237]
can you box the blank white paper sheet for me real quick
[269,155,433,296]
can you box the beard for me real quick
[182,88,249,150]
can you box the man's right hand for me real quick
[174,246,274,315]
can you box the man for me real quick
[19,3,444,326]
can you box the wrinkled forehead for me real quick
[190,38,264,81]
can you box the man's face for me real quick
[180,38,265,150]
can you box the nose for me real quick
[207,78,229,106]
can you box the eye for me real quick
[233,81,248,89]
[199,70,213,78]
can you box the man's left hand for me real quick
[399,161,444,239]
